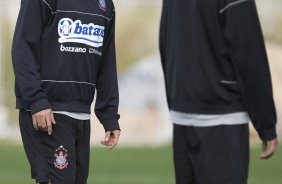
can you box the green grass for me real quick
[0,143,281,184]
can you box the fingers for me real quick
[51,112,56,125]
[104,131,111,142]
[100,132,111,147]
[37,116,48,132]
[46,112,56,135]
[32,116,38,131]
[46,115,52,135]
[261,141,267,152]
[32,109,54,135]
[40,115,47,129]
[108,130,121,150]
[36,115,42,129]
[100,130,121,150]
[260,139,279,160]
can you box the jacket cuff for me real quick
[30,98,51,115]
[101,118,120,132]
[258,127,277,141]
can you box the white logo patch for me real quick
[58,18,105,47]
[99,0,106,11]
[54,145,68,170]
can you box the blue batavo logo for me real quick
[58,18,105,47]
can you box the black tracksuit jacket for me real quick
[12,0,120,131]
[160,0,277,141]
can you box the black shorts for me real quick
[173,124,249,184]
[19,110,90,184]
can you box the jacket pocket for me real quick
[220,80,240,93]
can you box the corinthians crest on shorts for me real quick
[98,0,106,11]
[54,145,69,170]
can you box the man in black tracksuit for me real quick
[160,0,278,183]
[12,0,120,183]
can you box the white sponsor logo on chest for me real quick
[58,18,105,47]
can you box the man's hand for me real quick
[260,139,279,160]
[32,109,56,135]
[100,130,121,150]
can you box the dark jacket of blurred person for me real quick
[160,0,278,183]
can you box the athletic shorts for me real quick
[19,110,90,184]
[173,124,249,184]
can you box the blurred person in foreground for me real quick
[159,0,278,183]
[11,0,121,183]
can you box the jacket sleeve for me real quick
[12,0,53,114]
[95,6,120,132]
[220,0,277,141]
[159,0,171,108]
[159,0,167,71]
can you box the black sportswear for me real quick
[160,0,277,141]
[12,0,120,131]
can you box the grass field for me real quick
[0,143,281,184]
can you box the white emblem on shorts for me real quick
[54,145,69,170]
